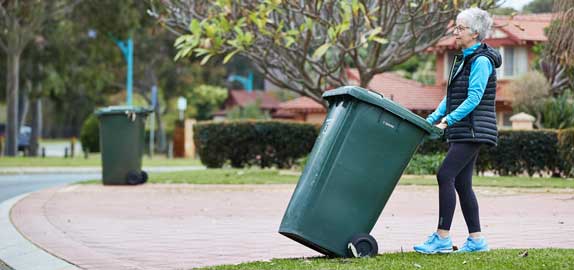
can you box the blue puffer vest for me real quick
[445,43,502,146]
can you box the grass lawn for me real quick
[400,175,574,189]
[79,169,574,189]
[197,249,574,270]
[0,155,202,167]
[80,168,298,184]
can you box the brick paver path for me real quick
[10,184,574,270]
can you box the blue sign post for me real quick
[111,36,134,106]
[228,71,254,92]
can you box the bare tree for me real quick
[546,0,574,67]
[536,0,574,97]
[0,0,81,156]
[150,0,496,106]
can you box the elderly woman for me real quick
[414,7,501,254]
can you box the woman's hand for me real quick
[435,117,448,130]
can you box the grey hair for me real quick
[456,8,493,41]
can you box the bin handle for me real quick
[125,111,137,122]
[366,90,384,99]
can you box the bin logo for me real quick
[322,119,332,134]
[382,120,395,129]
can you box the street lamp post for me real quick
[177,96,187,121]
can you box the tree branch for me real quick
[158,0,492,108]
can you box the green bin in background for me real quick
[95,106,151,185]
[279,86,443,258]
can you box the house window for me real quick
[503,47,515,77]
[500,46,528,78]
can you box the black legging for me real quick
[437,142,482,233]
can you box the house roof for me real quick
[435,13,553,49]
[346,69,444,111]
[277,70,445,113]
[277,96,326,113]
[228,90,280,110]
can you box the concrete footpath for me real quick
[2,184,574,270]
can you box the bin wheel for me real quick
[140,171,148,184]
[126,170,142,185]
[347,234,378,258]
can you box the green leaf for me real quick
[200,54,212,65]
[369,27,382,37]
[174,35,188,47]
[223,50,240,64]
[244,32,254,46]
[174,50,185,61]
[227,38,240,48]
[190,19,202,36]
[194,48,211,57]
[305,18,313,32]
[234,26,244,37]
[284,36,296,47]
[351,0,360,16]
[373,37,389,45]
[328,28,336,40]
[287,29,299,36]
[312,43,331,60]
[205,24,216,38]
[219,17,231,32]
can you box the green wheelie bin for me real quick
[279,86,443,258]
[96,106,152,185]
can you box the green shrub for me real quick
[80,114,100,153]
[404,153,445,175]
[194,120,320,169]
[226,102,270,120]
[540,91,574,129]
[418,130,564,177]
[417,138,448,155]
[558,128,574,177]
[491,130,561,176]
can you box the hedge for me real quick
[417,138,449,155]
[419,130,568,177]
[195,121,573,176]
[477,130,562,177]
[194,120,320,168]
[558,128,574,177]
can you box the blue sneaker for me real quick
[413,233,453,254]
[455,236,490,253]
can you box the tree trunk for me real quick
[19,80,31,128]
[30,97,42,157]
[5,51,22,156]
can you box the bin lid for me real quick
[323,86,443,139]
[95,106,153,116]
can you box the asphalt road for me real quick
[0,173,99,203]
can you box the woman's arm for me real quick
[426,97,447,124]
[444,56,493,126]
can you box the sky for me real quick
[500,0,535,11]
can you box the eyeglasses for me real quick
[453,25,471,33]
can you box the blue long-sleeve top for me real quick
[426,42,493,126]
